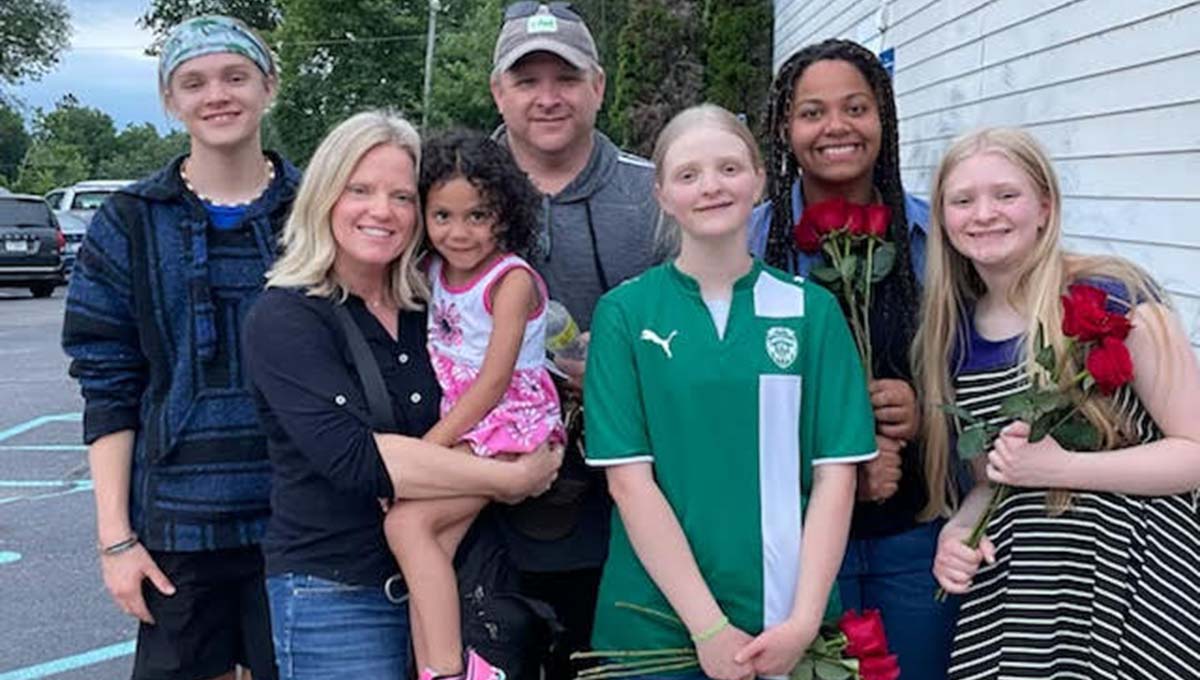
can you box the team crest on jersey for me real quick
[765,326,797,369]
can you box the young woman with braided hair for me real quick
[747,38,957,679]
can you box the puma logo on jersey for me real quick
[640,329,678,359]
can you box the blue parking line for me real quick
[0,445,87,452]
[0,640,134,680]
[0,413,82,443]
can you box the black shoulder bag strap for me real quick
[332,302,397,431]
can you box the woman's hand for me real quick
[932,521,995,595]
[856,434,903,502]
[986,421,1072,489]
[495,443,563,504]
[870,379,919,441]
[100,543,175,624]
[696,623,756,680]
[735,616,818,677]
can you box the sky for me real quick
[8,0,176,133]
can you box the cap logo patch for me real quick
[526,15,559,33]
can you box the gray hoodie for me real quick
[493,127,662,571]
[497,128,663,330]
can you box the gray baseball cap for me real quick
[493,3,599,74]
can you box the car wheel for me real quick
[30,283,55,299]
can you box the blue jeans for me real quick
[267,573,411,680]
[837,520,959,680]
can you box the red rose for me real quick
[845,204,868,236]
[793,217,822,254]
[838,609,888,658]
[864,204,891,238]
[1062,284,1132,342]
[1086,335,1134,395]
[858,653,901,680]
[802,198,849,236]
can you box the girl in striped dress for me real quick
[915,127,1200,680]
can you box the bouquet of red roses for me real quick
[793,198,894,380]
[573,605,899,680]
[937,283,1135,599]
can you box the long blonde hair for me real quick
[267,110,430,308]
[914,127,1168,519]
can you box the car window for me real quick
[45,191,65,210]
[0,199,54,227]
[71,191,113,211]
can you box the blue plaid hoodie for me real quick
[63,152,299,552]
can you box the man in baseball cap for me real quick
[486,4,663,680]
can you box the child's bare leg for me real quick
[386,493,488,674]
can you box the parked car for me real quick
[0,193,66,298]
[45,180,132,276]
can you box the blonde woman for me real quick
[917,127,1200,679]
[242,110,561,679]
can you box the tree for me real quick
[0,0,71,85]
[31,95,119,176]
[570,0,630,135]
[612,0,704,156]
[0,102,30,184]
[703,0,772,141]
[14,141,89,194]
[98,125,190,178]
[139,0,282,53]
[426,0,502,132]
[271,0,429,165]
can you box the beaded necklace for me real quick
[180,157,275,207]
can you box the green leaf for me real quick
[1052,412,1103,451]
[791,660,815,680]
[810,266,841,284]
[1029,410,1063,442]
[957,425,991,460]
[813,658,853,680]
[1036,341,1057,375]
[941,403,981,426]
[870,241,897,282]
[999,392,1037,418]
[838,253,859,281]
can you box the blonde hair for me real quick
[914,127,1169,518]
[267,110,430,308]
[650,103,763,255]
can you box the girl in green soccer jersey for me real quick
[584,105,877,680]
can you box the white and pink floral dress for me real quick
[427,253,564,457]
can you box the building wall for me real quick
[774,0,1200,353]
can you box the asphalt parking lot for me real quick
[0,288,135,679]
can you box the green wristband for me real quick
[691,615,729,643]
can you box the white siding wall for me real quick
[774,0,1200,353]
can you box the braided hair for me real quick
[763,38,920,379]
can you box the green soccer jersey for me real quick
[584,260,877,652]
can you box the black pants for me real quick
[519,567,602,680]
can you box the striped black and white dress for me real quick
[947,325,1200,680]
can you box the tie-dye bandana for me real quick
[159,15,274,89]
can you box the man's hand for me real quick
[869,379,919,442]
[857,435,903,502]
[100,543,175,624]
[496,443,564,504]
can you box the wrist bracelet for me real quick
[691,615,729,643]
[99,533,139,556]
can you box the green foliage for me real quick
[271,0,428,165]
[613,0,703,156]
[570,0,629,135]
[31,95,119,174]
[0,101,30,184]
[0,0,71,86]
[701,0,772,141]
[425,0,503,133]
[139,0,282,53]
[13,96,185,193]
